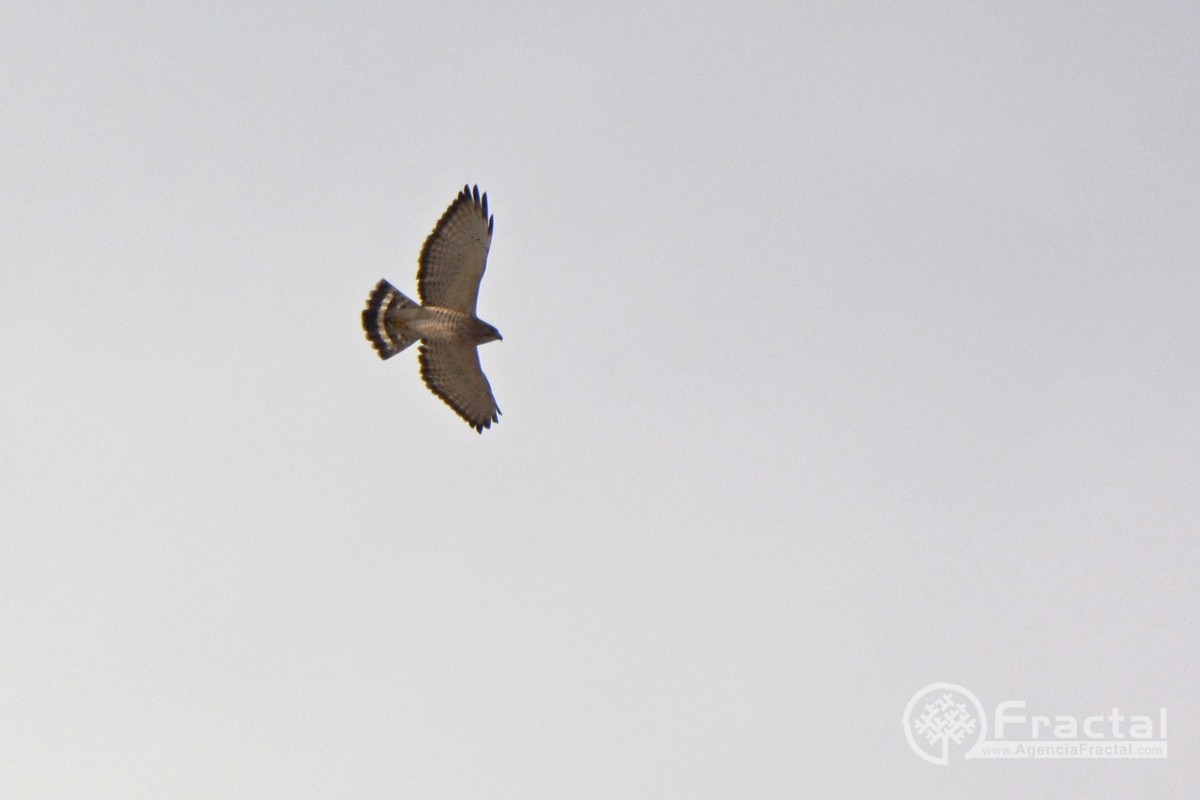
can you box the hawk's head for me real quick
[474,320,502,345]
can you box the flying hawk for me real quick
[362,185,503,432]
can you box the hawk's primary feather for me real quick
[418,185,494,315]
[419,342,501,433]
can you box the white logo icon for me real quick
[903,682,987,765]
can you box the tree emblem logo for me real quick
[903,683,987,764]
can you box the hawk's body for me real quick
[362,185,503,432]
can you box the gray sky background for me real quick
[3,1,1197,796]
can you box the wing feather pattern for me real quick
[418,342,501,433]
[417,184,494,314]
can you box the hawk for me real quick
[362,185,503,432]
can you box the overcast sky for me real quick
[3,1,1198,796]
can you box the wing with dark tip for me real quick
[417,185,494,314]
[418,342,501,432]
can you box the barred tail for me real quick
[362,279,420,359]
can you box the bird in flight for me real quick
[362,185,503,432]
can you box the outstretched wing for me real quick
[418,342,501,433]
[417,185,494,314]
